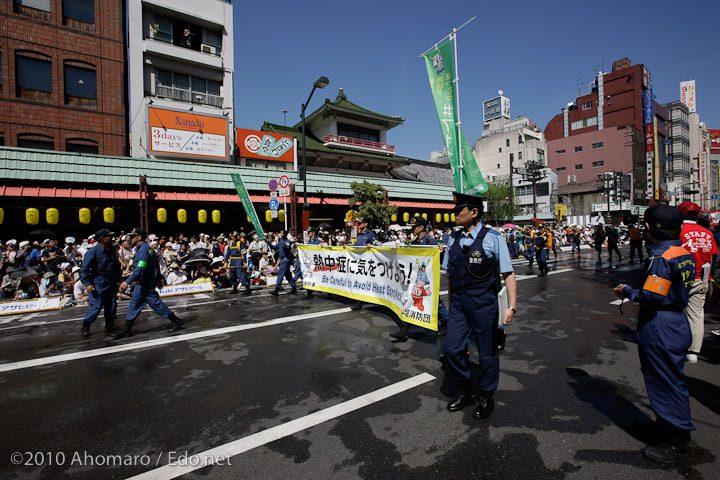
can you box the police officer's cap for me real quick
[452,191,485,213]
[356,216,368,224]
[128,227,147,238]
[408,216,428,228]
[644,205,685,229]
[95,228,115,238]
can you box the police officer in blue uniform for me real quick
[298,228,321,300]
[508,230,520,259]
[113,227,182,339]
[270,231,297,296]
[389,216,449,341]
[535,227,551,277]
[614,205,696,464]
[349,216,377,310]
[224,232,251,295]
[523,228,535,267]
[80,228,120,337]
[443,192,517,420]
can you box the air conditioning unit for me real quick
[201,44,217,54]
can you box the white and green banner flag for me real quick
[230,173,267,240]
[423,38,488,195]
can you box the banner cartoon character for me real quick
[411,260,431,310]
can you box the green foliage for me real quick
[348,180,398,228]
[484,178,518,224]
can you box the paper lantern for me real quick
[103,207,115,224]
[402,212,409,223]
[157,208,167,223]
[0,207,3,225]
[422,213,428,220]
[444,213,450,223]
[278,209,285,222]
[26,208,39,225]
[45,208,59,225]
[391,213,397,223]
[212,209,221,224]
[265,210,273,222]
[177,209,187,224]
[414,212,420,217]
[79,207,91,224]
[198,209,207,224]
[451,213,456,222]
[435,213,441,224]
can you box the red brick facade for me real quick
[0,0,127,155]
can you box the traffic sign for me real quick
[279,175,289,189]
[269,197,280,210]
[269,191,279,197]
[271,210,278,219]
[279,187,290,197]
[712,194,719,200]
[268,179,278,191]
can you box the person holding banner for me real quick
[270,231,297,296]
[224,232,251,295]
[443,192,517,421]
[389,216,449,341]
[113,227,183,340]
[80,228,120,338]
[299,228,321,300]
[349,216,377,310]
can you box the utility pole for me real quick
[517,160,547,218]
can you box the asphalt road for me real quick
[0,247,718,479]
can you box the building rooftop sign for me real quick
[483,95,510,122]
[148,107,228,160]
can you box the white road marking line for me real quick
[0,307,352,373]
[125,372,436,480]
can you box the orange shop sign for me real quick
[148,107,228,160]
[237,128,295,163]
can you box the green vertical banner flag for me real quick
[423,39,488,195]
[230,173,267,240]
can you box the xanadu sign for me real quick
[298,245,441,331]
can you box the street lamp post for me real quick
[518,160,547,218]
[300,76,329,231]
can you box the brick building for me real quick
[0,0,128,155]
[545,58,668,222]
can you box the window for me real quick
[16,56,52,99]
[592,142,604,150]
[555,149,565,155]
[18,134,53,150]
[203,29,222,49]
[64,64,96,105]
[571,116,598,130]
[537,149,545,164]
[497,164,500,169]
[582,101,592,110]
[153,14,172,43]
[66,139,98,154]
[63,0,94,24]
[509,153,514,162]
[574,146,582,153]
[498,148,502,153]
[156,70,222,107]
[15,0,50,19]
[337,123,380,143]
[518,151,522,160]
[505,139,510,147]
[575,164,583,170]
[556,166,566,171]
[592,161,604,168]
[516,183,550,197]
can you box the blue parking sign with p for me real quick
[269,198,280,210]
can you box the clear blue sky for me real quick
[233,0,719,161]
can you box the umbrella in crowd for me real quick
[28,229,57,239]
[502,223,518,229]
[317,222,333,229]
[9,266,40,279]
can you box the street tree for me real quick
[348,180,398,228]
[484,179,518,224]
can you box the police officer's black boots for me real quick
[81,321,91,338]
[642,426,691,464]
[168,313,183,332]
[112,322,133,340]
[104,321,119,333]
[242,284,252,295]
[270,288,279,296]
[472,390,495,420]
[390,322,409,342]
[302,290,314,300]
[447,382,475,412]
[230,285,239,294]
[289,287,298,294]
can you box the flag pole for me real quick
[418,16,476,58]
[452,29,464,193]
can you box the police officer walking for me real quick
[614,205,696,463]
[224,232,251,295]
[113,227,182,339]
[270,231,297,296]
[80,228,120,337]
[443,192,517,420]
[535,226,550,277]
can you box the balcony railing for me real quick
[156,86,223,107]
[323,134,395,154]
